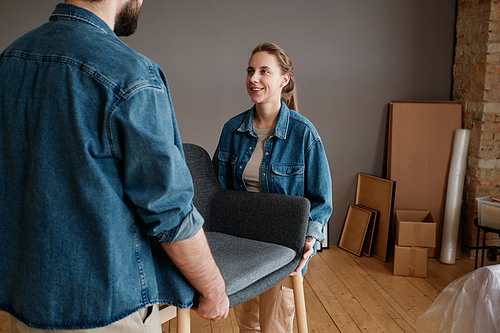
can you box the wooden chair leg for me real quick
[159,305,177,324]
[176,308,191,333]
[291,274,308,333]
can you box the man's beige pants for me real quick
[234,285,295,333]
[11,305,161,333]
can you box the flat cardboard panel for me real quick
[396,210,436,248]
[338,205,373,256]
[387,101,462,257]
[393,245,428,277]
[355,173,396,262]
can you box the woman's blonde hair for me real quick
[250,42,298,112]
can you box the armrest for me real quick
[205,188,310,254]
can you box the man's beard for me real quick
[114,0,141,37]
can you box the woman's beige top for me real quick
[243,127,274,193]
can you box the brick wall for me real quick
[454,0,500,249]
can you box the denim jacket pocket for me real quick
[217,150,238,187]
[271,164,305,195]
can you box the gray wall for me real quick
[1,1,457,245]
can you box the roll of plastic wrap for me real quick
[440,129,471,264]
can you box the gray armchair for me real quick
[160,143,310,332]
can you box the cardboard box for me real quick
[396,210,436,248]
[393,245,428,277]
[387,101,462,257]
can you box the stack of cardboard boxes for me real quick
[393,210,436,278]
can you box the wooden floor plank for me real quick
[302,278,340,332]
[427,258,472,284]
[406,276,441,302]
[346,251,433,331]
[333,249,419,333]
[308,252,383,332]
[338,255,403,321]
[306,256,362,332]
[418,264,452,293]
[210,313,235,333]
[306,255,349,317]
[319,249,404,333]
[189,310,211,333]
[0,312,9,330]
[373,273,433,328]
[0,313,10,333]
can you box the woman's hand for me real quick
[289,237,316,276]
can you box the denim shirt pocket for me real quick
[217,150,238,188]
[270,164,305,196]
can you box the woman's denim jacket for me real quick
[0,4,201,330]
[213,101,333,243]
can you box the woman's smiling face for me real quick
[246,51,288,108]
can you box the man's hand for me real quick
[192,289,230,323]
[161,229,230,322]
[289,236,316,276]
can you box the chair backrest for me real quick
[182,143,220,221]
[182,142,310,248]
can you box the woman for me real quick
[212,42,333,332]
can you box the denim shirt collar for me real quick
[50,3,115,36]
[237,100,290,140]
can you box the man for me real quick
[0,0,229,332]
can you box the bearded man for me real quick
[0,1,229,332]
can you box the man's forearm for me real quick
[161,228,229,321]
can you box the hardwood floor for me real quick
[0,247,494,333]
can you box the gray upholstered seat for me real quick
[205,231,296,295]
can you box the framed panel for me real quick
[355,173,396,262]
[357,205,379,257]
[338,205,373,256]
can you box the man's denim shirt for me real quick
[0,4,202,330]
[213,101,333,243]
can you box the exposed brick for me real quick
[483,123,500,131]
[486,64,500,72]
[455,0,500,248]
[483,113,498,122]
[475,178,497,185]
[491,2,500,13]
[486,53,500,62]
[489,22,500,31]
[477,186,492,195]
[483,102,500,112]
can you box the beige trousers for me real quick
[11,305,161,333]
[234,285,295,333]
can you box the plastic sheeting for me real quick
[440,129,470,264]
[417,264,500,333]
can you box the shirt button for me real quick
[239,166,242,169]
[249,147,253,150]
[261,173,265,177]
[265,152,269,156]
